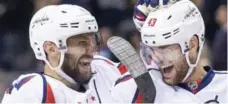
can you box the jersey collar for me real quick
[177,66,215,94]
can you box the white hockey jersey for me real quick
[2,73,89,103]
[111,66,228,103]
[1,55,122,103]
[111,69,201,103]
[176,66,228,103]
[86,55,122,103]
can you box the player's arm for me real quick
[92,55,127,75]
[1,75,43,103]
[110,73,143,103]
[92,55,143,103]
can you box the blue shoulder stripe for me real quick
[114,74,132,86]
[38,73,47,103]
[132,88,140,103]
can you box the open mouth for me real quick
[79,62,91,68]
[79,59,92,69]
[161,64,174,79]
[80,62,90,66]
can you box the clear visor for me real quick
[140,42,184,69]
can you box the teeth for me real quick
[80,59,92,63]
[161,64,172,69]
[80,62,90,63]
[80,62,90,65]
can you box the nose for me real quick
[152,51,166,66]
[86,46,94,56]
[86,37,95,56]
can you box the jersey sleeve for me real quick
[93,55,129,74]
[110,73,143,103]
[1,74,43,103]
[92,55,122,84]
[110,69,163,103]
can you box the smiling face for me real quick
[44,33,97,84]
[148,44,188,85]
[150,44,189,85]
[61,33,96,84]
[141,35,200,85]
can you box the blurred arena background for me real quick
[0,0,227,100]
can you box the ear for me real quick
[43,41,60,63]
[44,41,57,56]
[189,35,199,64]
[189,35,199,52]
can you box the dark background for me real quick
[0,0,227,100]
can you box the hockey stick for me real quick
[107,36,156,103]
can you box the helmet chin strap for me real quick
[181,42,204,83]
[181,51,196,82]
[44,51,77,84]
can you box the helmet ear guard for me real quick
[140,0,205,82]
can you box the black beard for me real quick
[61,54,92,85]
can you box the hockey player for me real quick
[2,4,121,103]
[111,0,227,103]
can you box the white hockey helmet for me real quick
[140,0,205,82]
[29,4,98,84]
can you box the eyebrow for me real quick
[79,33,93,39]
[70,35,87,41]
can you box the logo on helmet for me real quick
[86,19,95,23]
[184,7,196,19]
[33,14,49,25]
[144,34,155,37]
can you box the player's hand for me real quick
[133,0,149,31]
[133,0,176,31]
